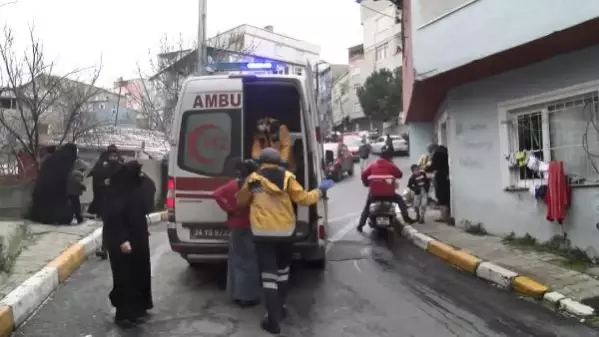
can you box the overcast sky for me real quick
[1,0,363,88]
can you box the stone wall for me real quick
[0,159,165,219]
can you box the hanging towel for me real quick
[544,161,570,223]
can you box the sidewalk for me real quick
[403,210,599,316]
[0,220,101,299]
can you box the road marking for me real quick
[353,260,362,273]
[327,212,361,223]
[326,219,359,253]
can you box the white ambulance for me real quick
[166,62,329,269]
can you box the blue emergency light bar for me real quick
[209,62,281,72]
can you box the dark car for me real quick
[322,142,354,181]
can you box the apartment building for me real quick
[402,0,599,256]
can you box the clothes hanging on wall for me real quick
[526,155,549,173]
[544,161,571,224]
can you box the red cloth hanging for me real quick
[544,161,570,223]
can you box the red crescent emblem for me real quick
[188,124,227,164]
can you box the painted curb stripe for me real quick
[48,243,86,282]
[401,226,596,317]
[426,240,455,260]
[0,306,13,337]
[448,249,482,274]
[511,275,550,298]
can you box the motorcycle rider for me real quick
[357,145,415,232]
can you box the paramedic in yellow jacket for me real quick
[236,147,334,334]
[251,117,295,171]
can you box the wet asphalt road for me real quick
[14,158,599,337]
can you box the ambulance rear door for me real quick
[171,76,244,242]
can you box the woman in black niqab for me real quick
[88,145,123,217]
[30,143,78,225]
[103,160,154,327]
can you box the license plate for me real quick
[376,217,390,225]
[190,228,230,239]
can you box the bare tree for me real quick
[0,26,104,173]
[133,30,256,137]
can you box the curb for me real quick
[0,211,166,336]
[399,224,596,319]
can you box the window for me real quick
[38,123,49,135]
[506,92,599,188]
[99,103,106,109]
[178,110,242,177]
[295,67,303,76]
[375,44,388,61]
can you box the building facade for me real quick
[360,0,403,76]
[403,0,599,256]
[331,71,350,129]
[346,1,403,132]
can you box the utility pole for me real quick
[197,0,207,74]
[114,77,125,127]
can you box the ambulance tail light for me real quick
[318,221,326,240]
[166,177,175,222]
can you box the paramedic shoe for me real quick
[261,316,281,334]
[419,216,425,224]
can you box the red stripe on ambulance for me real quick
[175,176,230,191]
[193,92,241,109]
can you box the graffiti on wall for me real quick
[454,121,492,169]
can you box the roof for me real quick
[348,44,364,57]
[404,15,599,122]
[45,126,169,159]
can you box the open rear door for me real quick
[172,76,244,242]
[304,63,328,230]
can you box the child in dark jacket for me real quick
[67,166,87,224]
[408,164,430,223]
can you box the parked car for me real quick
[322,142,354,181]
[371,135,409,156]
[343,136,363,162]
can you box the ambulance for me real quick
[166,62,329,269]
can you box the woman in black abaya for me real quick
[30,143,78,225]
[88,145,123,217]
[102,161,154,327]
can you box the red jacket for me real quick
[361,158,403,197]
[213,179,250,229]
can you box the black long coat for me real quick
[87,152,123,216]
[102,161,154,313]
[30,143,78,224]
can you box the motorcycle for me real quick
[367,200,400,234]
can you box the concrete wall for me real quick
[0,159,165,219]
[411,0,599,79]
[408,122,434,162]
[440,43,599,258]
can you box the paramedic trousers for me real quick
[255,240,293,325]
